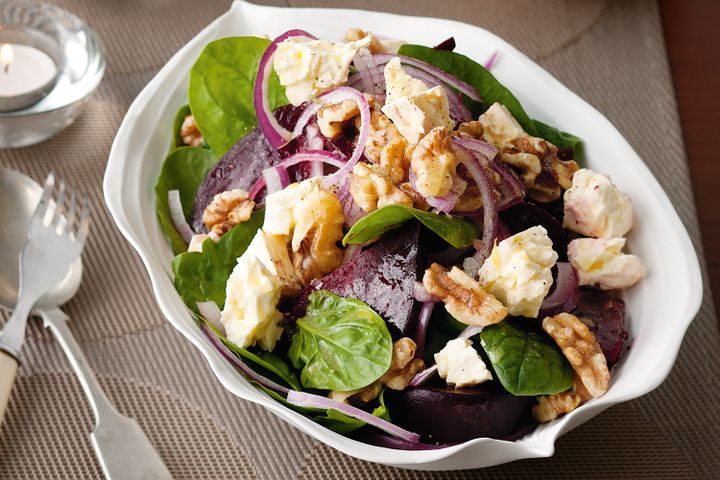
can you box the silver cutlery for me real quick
[0,170,172,480]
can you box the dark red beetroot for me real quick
[384,385,533,443]
[573,288,628,366]
[294,224,422,338]
[500,202,568,261]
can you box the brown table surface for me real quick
[659,0,720,319]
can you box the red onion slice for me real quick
[335,176,365,227]
[254,29,316,148]
[484,50,499,71]
[167,190,195,244]
[413,281,439,303]
[262,165,291,194]
[353,47,383,95]
[286,390,421,443]
[372,53,482,102]
[539,262,580,318]
[452,136,498,161]
[202,325,290,395]
[196,301,224,334]
[414,302,436,359]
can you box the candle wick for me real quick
[2,64,7,74]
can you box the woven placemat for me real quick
[1,0,718,478]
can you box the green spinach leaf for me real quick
[480,320,574,396]
[289,291,393,391]
[171,211,264,310]
[342,204,478,249]
[189,36,287,157]
[155,146,216,255]
[372,390,391,422]
[397,44,581,150]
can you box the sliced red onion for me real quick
[539,262,580,318]
[372,53,482,102]
[484,50,499,71]
[454,145,500,261]
[202,325,289,395]
[335,176,365,227]
[353,47,383,95]
[459,325,482,339]
[355,430,450,450]
[196,301,224,334]
[254,29,316,148]
[342,243,362,265]
[262,165,291,194]
[494,162,527,210]
[249,151,348,201]
[414,302,436,359]
[321,87,371,187]
[452,136,498,161]
[286,390,421,443]
[167,190,194,244]
[413,281,439,303]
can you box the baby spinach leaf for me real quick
[189,36,287,157]
[171,210,264,310]
[397,44,581,150]
[155,146,217,255]
[342,205,478,249]
[171,104,192,150]
[289,291,393,391]
[480,320,574,396]
[372,390,391,422]
[204,320,301,390]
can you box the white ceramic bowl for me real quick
[103,0,703,470]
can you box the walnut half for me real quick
[202,189,255,237]
[410,127,458,198]
[542,313,610,398]
[349,162,412,213]
[423,263,507,327]
[180,114,204,147]
[532,388,582,423]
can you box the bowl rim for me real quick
[103,0,704,469]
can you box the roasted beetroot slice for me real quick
[191,128,281,231]
[294,224,422,338]
[384,385,533,443]
[573,288,628,366]
[500,202,568,261]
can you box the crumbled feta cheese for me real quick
[380,57,454,144]
[563,168,634,238]
[568,237,646,290]
[245,229,302,292]
[274,36,372,106]
[221,251,283,351]
[479,226,558,318]
[435,338,493,388]
[478,102,527,147]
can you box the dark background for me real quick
[660,0,719,319]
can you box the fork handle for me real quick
[0,350,19,425]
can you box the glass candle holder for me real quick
[0,1,105,148]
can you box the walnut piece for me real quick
[349,162,412,213]
[317,94,374,139]
[345,28,384,54]
[542,313,610,398]
[532,389,582,423]
[411,127,458,198]
[452,120,484,139]
[180,114,204,147]
[202,189,255,237]
[479,103,578,202]
[364,111,406,164]
[352,338,425,403]
[290,188,345,284]
[423,263,507,327]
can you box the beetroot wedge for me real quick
[573,288,628,366]
[296,223,422,338]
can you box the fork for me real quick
[0,175,172,479]
[0,174,88,421]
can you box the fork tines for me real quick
[31,173,90,245]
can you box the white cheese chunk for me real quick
[478,102,528,148]
[221,250,283,351]
[380,57,454,144]
[563,168,634,238]
[479,226,558,318]
[274,36,372,106]
[568,237,646,290]
[435,338,493,388]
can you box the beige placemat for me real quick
[1,0,718,478]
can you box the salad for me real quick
[156,28,646,448]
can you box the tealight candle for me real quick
[0,43,58,112]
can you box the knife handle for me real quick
[0,350,18,425]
